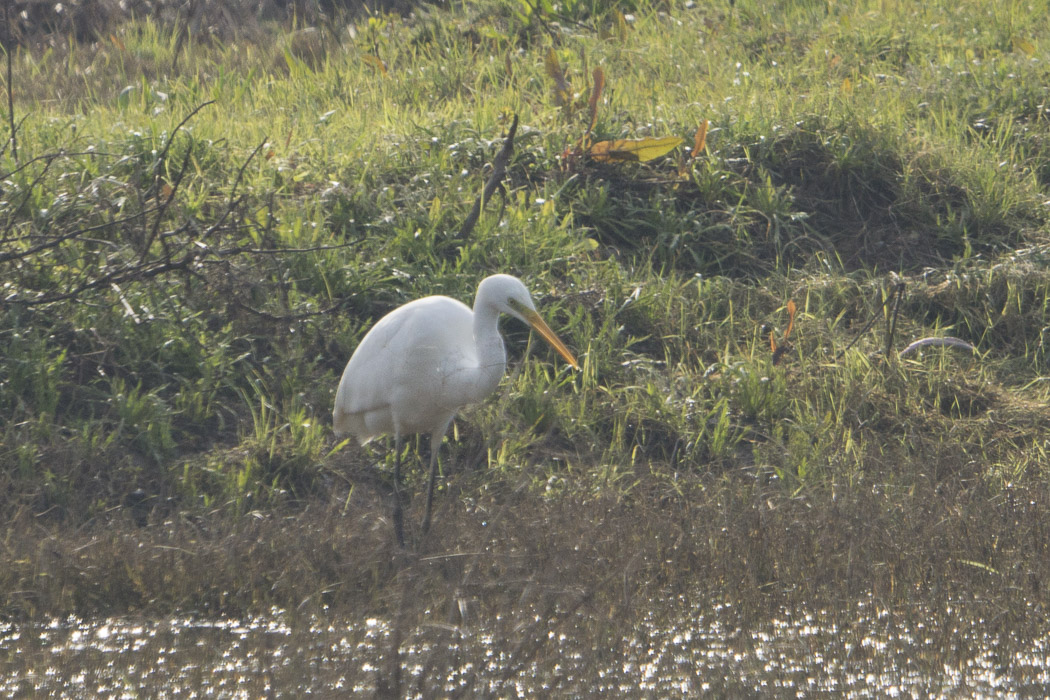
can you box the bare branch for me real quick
[455,114,519,239]
[0,204,164,264]
[201,138,267,243]
[229,137,267,202]
[150,101,214,194]
[5,245,200,306]
[141,141,195,262]
[884,280,905,357]
[210,238,366,256]
[1,148,122,180]
[0,114,349,312]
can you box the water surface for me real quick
[2,596,1047,697]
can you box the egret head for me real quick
[477,274,579,370]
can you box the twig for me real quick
[2,223,359,306]
[171,0,201,73]
[0,202,164,265]
[4,246,201,306]
[228,137,267,203]
[196,138,267,246]
[150,100,214,195]
[141,142,194,262]
[836,285,885,359]
[884,280,905,357]
[837,280,978,360]
[455,114,519,239]
[0,124,329,310]
[211,237,365,256]
[6,153,59,235]
[516,0,561,38]
[231,300,342,322]
[837,279,907,359]
[0,148,120,180]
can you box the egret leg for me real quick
[421,420,451,536]
[391,436,405,548]
[421,434,440,537]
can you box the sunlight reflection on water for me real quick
[1,596,1048,697]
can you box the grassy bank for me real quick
[2,0,1050,640]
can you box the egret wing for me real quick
[333,296,474,439]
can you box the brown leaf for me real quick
[692,119,709,159]
[362,54,388,76]
[545,48,571,107]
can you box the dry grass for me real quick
[5,455,1048,628]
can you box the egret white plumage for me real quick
[333,274,578,545]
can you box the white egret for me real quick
[333,274,579,545]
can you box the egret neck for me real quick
[463,294,508,405]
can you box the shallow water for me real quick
[2,596,1048,697]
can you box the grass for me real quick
[2,0,1050,675]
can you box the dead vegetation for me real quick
[4,449,1048,626]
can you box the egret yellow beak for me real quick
[523,308,580,370]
